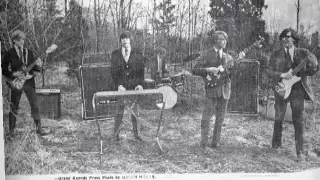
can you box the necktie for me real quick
[286,48,292,62]
[217,50,223,64]
[19,47,25,64]
[125,48,129,56]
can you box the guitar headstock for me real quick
[237,36,265,59]
[45,44,58,54]
[254,36,265,48]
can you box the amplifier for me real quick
[80,64,115,120]
[82,52,111,65]
[227,60,260,115]
[36,89,61,119]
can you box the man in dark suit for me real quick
[2,30,48,138]
[110,32,146,142]
[267,28,318,160]
[192,31,245,149]
[312,36,320,61]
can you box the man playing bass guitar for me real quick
[2,30,49,139]
[192,31,245,149]
[267,28,318,160]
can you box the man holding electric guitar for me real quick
[2,30,50,139]
[192,31,247,149]
[267,28,318,160]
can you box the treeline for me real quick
[0,0,319,87]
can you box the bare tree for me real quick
[94,0,100,52]
[65,0,68,16]
[293,0,301,33]
[188,0,192,55]
[109,0,134,38]
[152,0,156,52]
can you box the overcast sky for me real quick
[262,0,320,34]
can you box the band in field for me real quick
[2,28,320,161]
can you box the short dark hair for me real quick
[119,32,131,40]
[279,28,299,42]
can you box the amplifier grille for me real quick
[80,65,116,120]
[228,60,260,115]
[36,89,61,119]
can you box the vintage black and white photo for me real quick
[1,0,320,178]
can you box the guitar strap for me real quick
[24,48,28,65]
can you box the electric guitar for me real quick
[205,37,264,87]
[4,44,58,90]
[274,56,309,100]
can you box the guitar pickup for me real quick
[98,99,118,104]
[206,74,212,81]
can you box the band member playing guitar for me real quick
[192,31,245,149]
[267,28,318,160]
[110,32,147,142]
[2,30,49,139]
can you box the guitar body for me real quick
[275,75,301,100]
[274,54,310,100]
[3,44,58,91]
[6,74,27,91]
[204,38,264,88]
[205,71,229,88]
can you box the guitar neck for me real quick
[24,53,45,73]
[236,43,256,60]
[291,57,308,75]
[225,41,260,65]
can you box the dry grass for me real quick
[3,63,320,175]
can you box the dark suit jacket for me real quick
[192,48,234,99]
[2,47,41,88]
[267,47,318,102]
[110,48,146,90]
[312,46,320,62]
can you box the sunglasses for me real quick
[282,35,292,39]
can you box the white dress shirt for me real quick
[214,47,223,59]
[286,46,294,62]
[122,46,131,63]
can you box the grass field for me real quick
[3,63,320,175]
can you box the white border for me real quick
[0,42,5,180]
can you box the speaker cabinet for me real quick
[82,53,111,64]
[80,64,116,120]
[227,60,260,115]
[36,89,61,119]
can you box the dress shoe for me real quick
[113,135,121,142]
[36,128,50,136]
[314,148,320,156]
[200,140,207,149]
[134,135,143,141]
[210,142,221,149]
[272,144,281,149]
[6,131,15,141]
[296,153,307,162]
[35,121,50,136]
[200,143,206,149]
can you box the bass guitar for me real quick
[4,44,58,90]
[205,37,264,87]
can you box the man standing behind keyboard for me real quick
[110,32,146,142]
